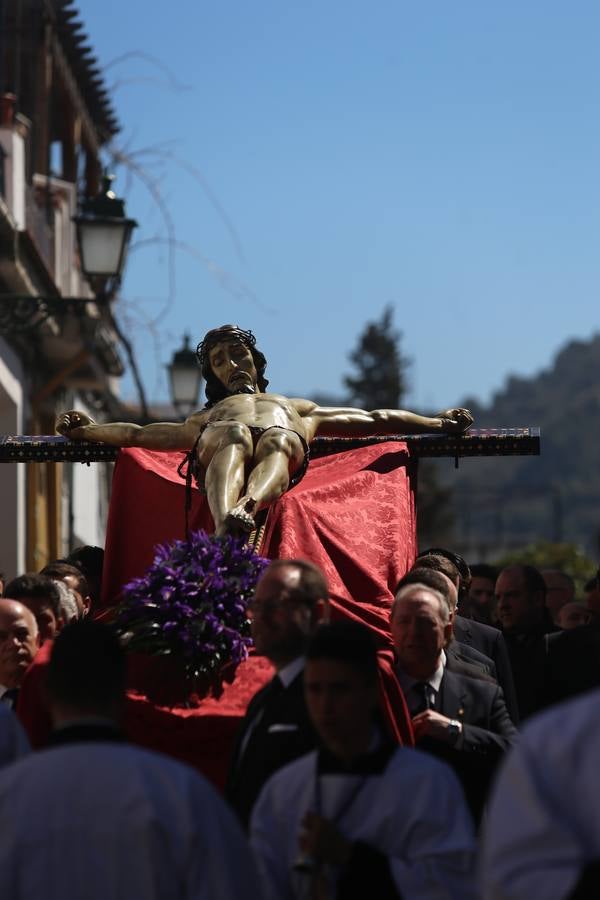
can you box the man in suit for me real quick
[391,583,517,822]
[0,599,40,710]
[226,557,330,828]
[415,552,519,721]
[542,617,600,708]
[0,619,262,900]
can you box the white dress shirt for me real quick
[397,651,446,714]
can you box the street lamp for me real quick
[1,172,139,335]
[73,173,138,287]
[167,333,203,419]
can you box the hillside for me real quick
[435,333,600,560]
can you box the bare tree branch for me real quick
[127,237,275,315]
[109,146,177,326]
[117,143,245,263]
[103,51,192,92]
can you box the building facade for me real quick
[0,0,125,578]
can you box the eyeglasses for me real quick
[247,596,311,617]
[247,596,291,615]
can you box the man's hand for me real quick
[435,408,474,434]
[412,709,462,743]
[55,410,96,436]
[299,811,352,866]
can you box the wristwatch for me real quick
[447,719,462,743]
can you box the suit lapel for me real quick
[455,616,473,647]
[439,670,468,722]
[231,672,303,774]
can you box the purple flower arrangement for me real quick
[114,530,268,698]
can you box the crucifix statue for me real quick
[56,324,473,536]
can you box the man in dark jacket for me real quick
[495,564,558,720]
[226,558,329,827]
[391,582,516,822]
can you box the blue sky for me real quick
[77,1,600,414]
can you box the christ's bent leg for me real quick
[197,423,253,536]
[227,429,304,530]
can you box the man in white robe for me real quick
[482,687,600,900]
[250,622,477,900]
[0,620,262,900]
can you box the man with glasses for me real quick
[225,558,330,828]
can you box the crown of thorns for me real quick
[196,325,257,368]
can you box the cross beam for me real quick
[0,428,540,465]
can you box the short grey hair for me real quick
[392,583,450,625]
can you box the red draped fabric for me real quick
[95,442,418,785]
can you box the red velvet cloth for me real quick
[96,442,418,783]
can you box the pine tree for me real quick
[343,306,406,409]
[344,307,453,545]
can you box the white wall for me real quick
[70,456,106,549]
[0,128,25,229]
[63,396,109,553]
[0,341,25,579]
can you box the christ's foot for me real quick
[224,497,257,536]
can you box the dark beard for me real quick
[230,383,257,396]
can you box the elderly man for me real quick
[226,558,330,827]
[391,583,516,822]
[56,324,473,536]
[0,599,40,709]
[412,553,519,723]
[0,620,262,900]
[251,622,478,900]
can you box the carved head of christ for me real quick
[196,324,269,407]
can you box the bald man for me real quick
[0,600,40,709]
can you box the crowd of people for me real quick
[0,544,599,899]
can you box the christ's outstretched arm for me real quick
[56,410,205,451]
[292,400,473,442]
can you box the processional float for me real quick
[1,426,539,785]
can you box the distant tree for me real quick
[343,306,406,409]
[494,540,596,598]
[343,307,453,545]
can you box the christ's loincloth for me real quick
[178,424,310,496]
[245,425,310,490]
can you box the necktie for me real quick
[413,681,432,715]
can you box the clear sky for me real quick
[76,0,600,413]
